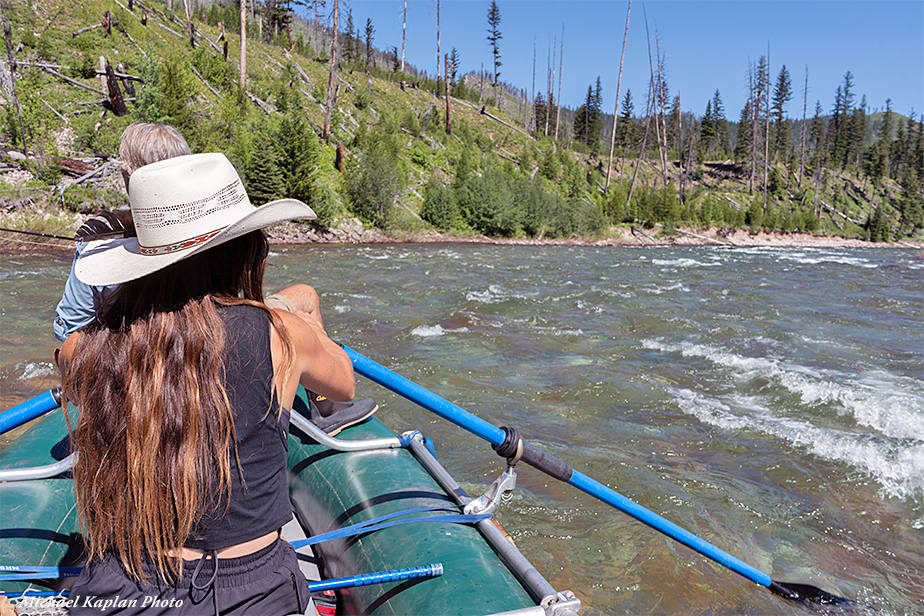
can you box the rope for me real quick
[0,233,72,249]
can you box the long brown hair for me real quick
[64,231,293,582]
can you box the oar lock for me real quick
[492,426,524,467]
[465,427,523,516]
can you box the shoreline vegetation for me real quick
[2,214,920,255]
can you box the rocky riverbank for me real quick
[265,218,921,250]
[2,215,921,254]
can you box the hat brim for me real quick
[76,199,315,287]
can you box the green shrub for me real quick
[409,142,430,168]
[345,144,404,229]
[420,178,461,231]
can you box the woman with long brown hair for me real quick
[58,153,355,615]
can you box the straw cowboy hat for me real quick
[75,153,315,286]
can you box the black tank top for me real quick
[185,304,292,550]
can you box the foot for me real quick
[307,394,378,436]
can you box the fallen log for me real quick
[630,225,657,243]
[58,161,117,202]
[246,92,276,114]
[41,66,105,96]
[58,157,95,177]
[155,20,186,42]
[190,65,220,97]
[654,223,734,246]
[41,99,68,124]
[72,23,103,37]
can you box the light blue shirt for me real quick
[53,241,115,342]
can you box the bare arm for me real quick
[270,308,354,411]
[266,284,323,328]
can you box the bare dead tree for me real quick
[643,11,664,186]
[239,0,246,90]
[105,61,129,116]
[678,89,683,205]
[530,36,536,133]
[654,27,669,186]
[544,35,551,136]
[763,45,771,214]
[627,77,656,212]
[1,0,27,154]
[183,0,193,46]
[604,0,631,192]
[444,53,451,135]
[799,66,809,186]
[748,62,756,194]
[401,0,406,74]
[323,0,339,142]
[555,26,563,141]
[436,0,441,98]
[479,61,484,105]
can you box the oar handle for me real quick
[343,346,772,588]
[0,388,62,435]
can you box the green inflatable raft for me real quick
[0,388,580,616]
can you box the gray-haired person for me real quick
[54,123,375,433]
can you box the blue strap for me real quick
[0,566,82,582]
[0,507,490,581]
[289,506,492,550]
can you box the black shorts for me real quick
[67,538,308,615]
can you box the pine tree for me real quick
[591,76,604,148]
[701,99,715,157]
[448,47,460,83]
[246,140,286,204]
[809,100,827,166]
[710,90,730,157]
[486,1,502,105]
[343,8,356,64]
[831,71,856,168]
[616,89,635,150]
[898,174,923,232]
[848,94,867,170]
[734,99,752,163]
[668,94,681,155]
[364,17,374,75]
[275,101,319,207]
[869,98,892,183]
[534,92,548,135]
[573,80,602,152]
[770,65,792,163]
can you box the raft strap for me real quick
[288,506,491,550]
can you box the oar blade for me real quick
[769,581,854,606]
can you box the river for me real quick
[1,244,922,615]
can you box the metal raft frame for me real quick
[290,413,581,616]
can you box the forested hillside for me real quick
[1,0,922,245]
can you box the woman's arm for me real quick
[270,308,355,411]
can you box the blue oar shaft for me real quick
[568,469,771,587]
[0,389,61,435]
[344,346,772,589]
[344,346,506,446]
[307,563,443,592]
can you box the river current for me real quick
[1,244,922,615]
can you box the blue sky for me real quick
[322,1,923,120]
